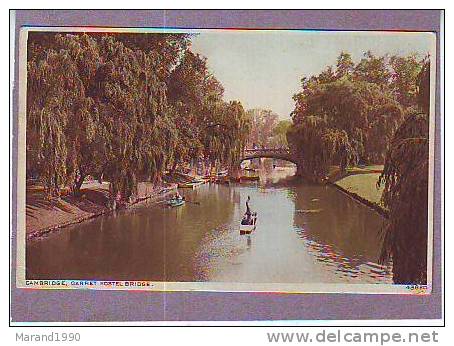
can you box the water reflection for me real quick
[290,183,392,283]
[27,166,392,284]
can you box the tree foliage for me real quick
[288,50,426,181]
[246,109,279,148]
[272,119,292,147]
[378,60,430,284]
[289,49,431,284]
[27,32,250,199]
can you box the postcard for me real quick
[16,27,436,295]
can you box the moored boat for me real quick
[217,169,228,177]
[178,180,204,189]
[240,175,260,182]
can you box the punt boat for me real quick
[240,212,257,235]
[178,180,204,189]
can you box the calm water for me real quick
[26,167,393,284]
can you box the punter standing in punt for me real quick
[243,195,254,225]
[246,196,252,217]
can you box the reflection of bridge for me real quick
[241,148,298,165]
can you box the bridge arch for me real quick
[239,148,299,166]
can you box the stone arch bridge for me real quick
[240,148,298,165]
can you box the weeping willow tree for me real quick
[197,99,251,175]
[223,101,251,171]
[27,32,186,198]
[167,51,213,165]
[292,78,403,164]
[167,50,251,173]
[287,50,426,183]
[27,32,251,200]
[27,44,86,195]
[92,35,175,199]
[53,34,105,195]
[287,116,355,182]
[378,60,431,284]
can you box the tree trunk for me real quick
[295,161,305,178]
[169,160,178,174]
[53,172,60,197]
[73,174,86,196]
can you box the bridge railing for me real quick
[243,148,290,155]
[240,147,297,164]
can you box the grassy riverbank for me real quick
[26,180,177,240]
[327,165,388,217]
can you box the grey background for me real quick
[10,10,443,323]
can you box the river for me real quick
[26,166,393,284]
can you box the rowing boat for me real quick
[217,170,228,176]
[167,198,185,207]
[239,212,257,235]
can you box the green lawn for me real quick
[331,165,385,207]
[346,165,384,174]
[335,173,384,206]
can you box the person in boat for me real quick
[174,192,183,200]
[241,214,252,225]
[246,195,252,216]
[241,196,253,225]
